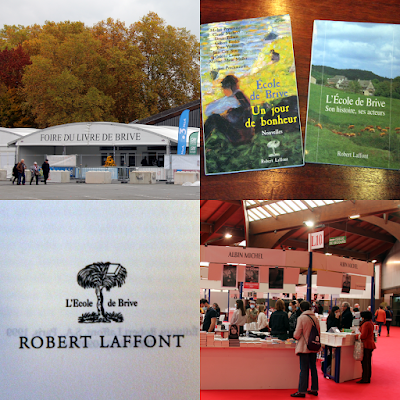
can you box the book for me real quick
[200,15,304,175]
[305,20,400,170]
[106,263,121,276]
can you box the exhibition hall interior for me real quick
[200,200,400,399]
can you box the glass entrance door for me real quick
[120,153,126,167]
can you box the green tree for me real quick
[374,80,391,97]
[349,80,361,94]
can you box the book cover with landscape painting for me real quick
[200,15,304,175]
[305,20,400,170]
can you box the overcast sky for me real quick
[0,0,199,38]
[311,20,400,79]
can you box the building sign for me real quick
[0,201,198,400]
[15,123,176,147]
[40,132,142,143]
[200,245,286,266]
[308,231,324,251]
[329,236,347,245]
[317,270,367,291]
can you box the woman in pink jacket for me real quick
[291,301,321,398]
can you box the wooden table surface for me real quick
[200,0,400,200]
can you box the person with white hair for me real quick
[30,162,40,185]
[341,302,354,329]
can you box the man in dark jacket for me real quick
[341,302,353,329]
[41,159,50,184]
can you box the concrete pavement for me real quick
[0,180,199,200]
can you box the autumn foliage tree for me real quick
[21,21,116,127]
[0,13,200,128]
[132,12,200,114]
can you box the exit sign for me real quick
[329,236,347,245]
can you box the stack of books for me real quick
[206,332,215,347]
[200,331,207,347]
[229,338,240,348]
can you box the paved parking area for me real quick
[0,180,199,200]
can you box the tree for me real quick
[374,80,391,98]
[132,12,200,114]
[0,16,200,127]
[0,45,35,127]
[22,21,116,127]
[77,262,127,323]
[349,80,361,94]
[91,19,149,122]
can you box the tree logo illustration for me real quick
[77,262,127,323]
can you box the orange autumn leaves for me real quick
[0,13,200,128]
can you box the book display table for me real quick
[321,332,362,383]
[201,341,299,390]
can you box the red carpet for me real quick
[201,326,400,400]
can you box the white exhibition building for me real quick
[0,122,200,180]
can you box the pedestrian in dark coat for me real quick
[269,299,289,340]
[41,159,50,184]
[12,163,18,184]
[341,302,353,329]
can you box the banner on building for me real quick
[177,109,190,155]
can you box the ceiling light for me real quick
[325,253,332,256]
[349,214,360,219]
[304,220,314,227]
[225,233,232,238]
[372,259,377,263]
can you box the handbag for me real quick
[353,339,364,361]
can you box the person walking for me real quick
[385,306,393,337]
[356,311,376,383]
[16,159,26,185]
[41,159,50,184]
[11,163,18,184]
[291,301,320,398]
[375,306,386,336]
[30,162,40,185]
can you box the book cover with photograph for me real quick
[305,20,400,170]
[200,15,304,175]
